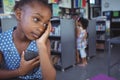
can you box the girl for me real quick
[76,17,89,66]
[0,0,56,80]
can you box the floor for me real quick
[56,45,120,80]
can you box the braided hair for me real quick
[77,17,89,29]
[13,0,50,11]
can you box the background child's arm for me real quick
[83,31,87,40]
[77,28,80,38]
[81,30,87,42]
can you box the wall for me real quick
[102,0,120,12]
[1,15,17,32]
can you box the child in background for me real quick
[76,17,89,66]
[0,0,56,80]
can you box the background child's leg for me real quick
[79,48,87,65]
[76,49,81,64]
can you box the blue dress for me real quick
[0,27,42,80]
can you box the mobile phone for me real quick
[24,50,38,61]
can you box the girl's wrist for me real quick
[17,68,24,76]
[37,44,47,53]
[17,69,22,76]
[17,68,21,76]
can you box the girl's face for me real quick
[16,2,52,40]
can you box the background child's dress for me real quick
[77,27,87,58]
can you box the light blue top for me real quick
[0,27,42,80]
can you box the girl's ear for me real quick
[15,8,22,21]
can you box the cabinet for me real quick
[88,19,96,57]
[49,18,76,71]
[0,15,17,32]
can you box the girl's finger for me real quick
[21,51,25,60]
[41,22,51,38]
[33,60,40,67]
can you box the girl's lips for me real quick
[32,33,40,39]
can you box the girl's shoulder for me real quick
[0,28,13,40]
[0,28,13,47]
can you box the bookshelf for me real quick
[49,18,76,71]
[49,0,87,19]
[48,0,87,71]
[58,0,81,19]
[87,17,109,57]
[49,18,61,56]
[103,11,120,38]
[96,20,106,50]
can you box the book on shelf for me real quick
[48,0,59,3]
[59,0,72,8]
[50,25,60,36]
[58,0,86,8]
[2,0,15,14]
[74,0,81,8]
[52,3,60,17]
[96,34,105,40]
[50,40,61,52]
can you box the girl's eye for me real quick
[33,17,40,22]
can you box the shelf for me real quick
[112,18,120,22]
[96,43,105,50]
[96,48,104,51]
[95,18,107,51]
[62,12,80,15]
[96,30,105,32]
[51,50,61,55]
[51,17,60,21]
[49,36,61,40]
[96,20,106,23]
[111,28,120,31]
[96,39,105,42]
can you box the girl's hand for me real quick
[18,51,40,76]
[36,22,51,46]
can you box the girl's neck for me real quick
[13,27,31,54]
[13,27,31,43]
